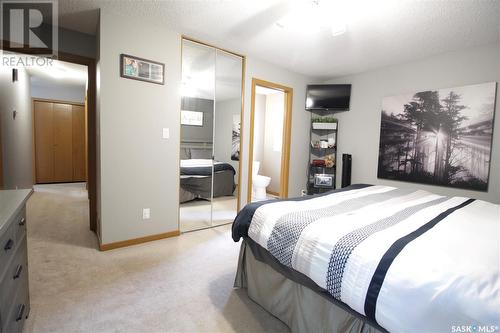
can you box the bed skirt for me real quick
[234,241,384,333]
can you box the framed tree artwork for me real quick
[377,82,497,191]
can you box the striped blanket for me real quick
[232,185,500,332]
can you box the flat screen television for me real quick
[305,84,351,111]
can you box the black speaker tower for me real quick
[341,154,352,188]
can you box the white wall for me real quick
[0,63,33,189]
[325,43,500,204]
[253,94,266,163]
[97,10,315,243]
[240,58,315,206]
[261,92,284,193]
[31,80,86,104]
[98,9,181,244]
[214,98,240,180]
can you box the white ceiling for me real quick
[26,59,88,90]
[58,0,500,79]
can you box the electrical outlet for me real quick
[142,208,151,220]
[301,189,307,196]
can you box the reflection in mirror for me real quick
[179,40,215,232]
[212,50,243,226]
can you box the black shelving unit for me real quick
[307,111,338,195]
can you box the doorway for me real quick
[248,78,293,203]
[27,59,92,242]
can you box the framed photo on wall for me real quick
[181,110,203,126]
[120,54,165,85]
[377,82,497,191]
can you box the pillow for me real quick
[190,148,212,159]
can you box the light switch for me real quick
[142,208,151,220]
[162,128,169,139]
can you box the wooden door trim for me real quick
[55,52,98,236]
[32,98,84,106]
[178,37,246,232]
[247,78,293,203]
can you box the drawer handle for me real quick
[4,238,14,251]
[19,217,26,226]
[13,264,23,279]
[16,304,26,322]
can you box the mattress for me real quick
[180,159,236,203]
[232,184,500,332]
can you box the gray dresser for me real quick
[0,190,32,333]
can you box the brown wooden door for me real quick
[34,101,55,183]
[72,105,86,181]
[53,103,73,182]
[34,101,87,184]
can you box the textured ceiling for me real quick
[58,0,500,79]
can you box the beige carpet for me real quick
[23,183,289,333]
[180,196,238,232]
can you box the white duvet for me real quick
[247,185,500,333]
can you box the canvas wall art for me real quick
[231,114,240,161]
[378,82,497,191]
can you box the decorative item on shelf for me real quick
[307,114,338,195]
[325,154,335,168]
[311,140,321,148]
[311,116,338,130]
[312,159,325,167]
[313,174,334,188]
[328,136,335,148]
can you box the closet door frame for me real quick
[32,98,86,184]
[179,36,246,230]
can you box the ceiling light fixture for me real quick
[276,0,348,37]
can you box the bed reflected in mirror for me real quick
[212,49,242,227]
[179,38,243,232]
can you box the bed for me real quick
[180,158,236,203]
[232,184,500,333]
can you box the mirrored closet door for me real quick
[179,38,244,232]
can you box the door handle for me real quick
[4,238,13,251]
[13,264,23,279]
[16,304,26,322]
[19,217,26,226]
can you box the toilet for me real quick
[252,161,271,200]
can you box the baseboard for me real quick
[99,230,180,251]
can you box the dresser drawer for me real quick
[13,207,27,244]
[0,238,28,327]
[0,221,16,280]
[2,273,29,333]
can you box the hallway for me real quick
[23,184,288,332]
